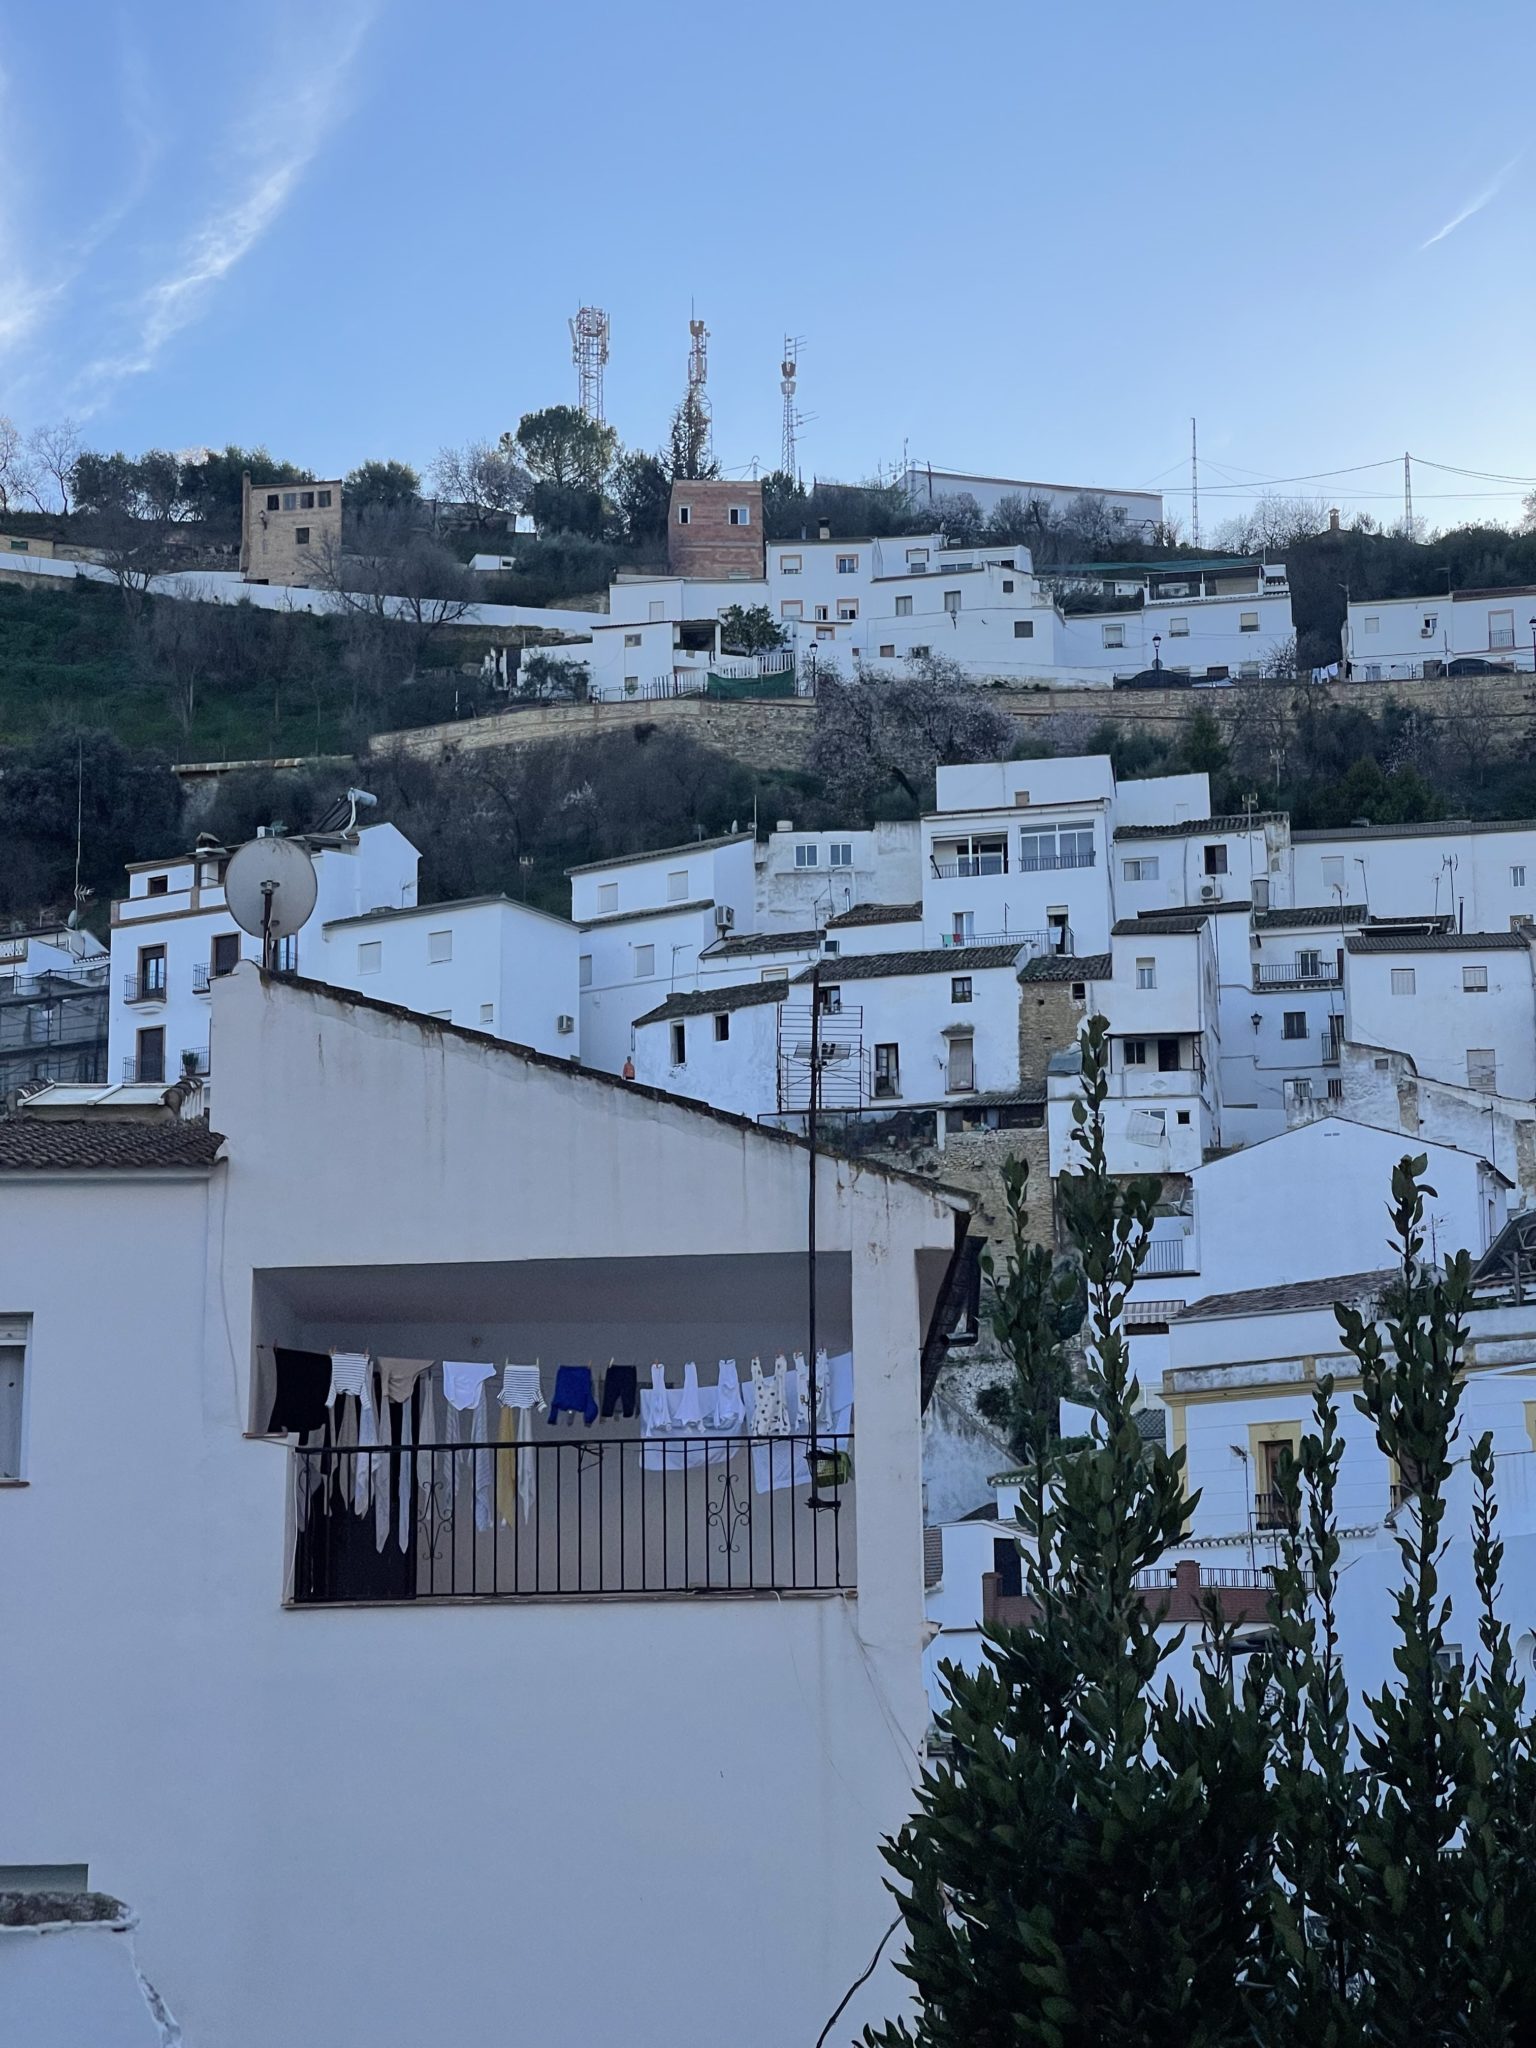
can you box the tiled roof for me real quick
[794,946,1022,982]
[566,832,755,877]
[1293,817,1536,843]
[1176,1268,1395,1322]
[1253,903,1367,929]
[1134,899,1253,919]
[824,902,922,929]
[1112,914,1207,937]
[702,928,820,957]
[1019,951,1111,982]
[632,981,788,1027]
[1346,930,1530,954]
[0,1117,224,1171]
[576,899,714,931]
[1114,814,1284,841]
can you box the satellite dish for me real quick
[224,835,319,967]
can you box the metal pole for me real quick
[807,964,820,1472]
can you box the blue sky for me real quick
[3,0,1534,529]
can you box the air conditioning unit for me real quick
[556,1014,575,1035]
[1200,881,1223,901]
[713,905,735,931]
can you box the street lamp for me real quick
[1152,634,1162,672]
[1527,617,1535,675]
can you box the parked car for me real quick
[1446,656,1515,676]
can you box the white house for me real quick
[1345,586,1536,678]
[0,966,968,2047]
[898,464,1163,537]
[1342,927,1536,1103]
[1291,817,1536,933]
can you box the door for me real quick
[135,1027,165,1084]
[1157,1037,1181,1072]
[138,944,166,996]
[946,1035,975,1092]
[211,932,240,977]
[952,912,975,944]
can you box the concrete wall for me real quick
[239,476,341,586]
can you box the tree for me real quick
[1177,703,1230,781]
[973,1157,1084,1467]
[72,449,195,609]
[667,390,718,481]
[1522,489,1536,534]
[24,419,82,515]
[811,653,1015,812]
[512,407,616,490]
[343,459,421,515]
[429,440,529,522]
[930,491,985,547]
[178,445,312,536]
[717,604,785,656]
[611,450,671,544]
[0,416,35,514]
[0,726,184,918]
[527,480,609,540]
[308,507,477,672]
[1213,494,1329,555]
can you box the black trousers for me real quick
[601,1365,639,1419]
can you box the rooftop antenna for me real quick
[687,308,713,471]
[1190,415,1200,549]
[224,833,319,973]
[569,305,610,424]
[1403,450,1414,537]
[781,334,804,480]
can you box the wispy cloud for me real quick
[1420,154,1523,250]
[71,6,374,412]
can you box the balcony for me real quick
[1254,1490,1297,1532]
[192,962,240,995]
[1015,850,1095,873]
[939,927,1070,955]
[121,1056,164,1083]
[1254,960,1342,989]
[123,973,168,1004]
[290,1432,854,1604]
[1142,1236,1193,1277]
[930,856,1008,880]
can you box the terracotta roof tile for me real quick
[0,1118,224,1171]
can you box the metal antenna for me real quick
[569,305,610,423]
[1403,451,1414,536]
[1190,416,1200,549]
[781,334,805,479]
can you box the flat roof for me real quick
[902,464,1160,499]
[1292,817,1536,843]
[324,894,573,933]
[566,832,755,878]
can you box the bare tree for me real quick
[307,508,479,669]
[429,439,529,523]
[25,420,82,514]
[0,416,34,514]
[1213,494,1329,554]
[811,652,1014,809]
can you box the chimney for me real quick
[817,520,831,542]
[1328,506,1341,534]
[775,819,794,834]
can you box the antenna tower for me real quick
[1190,415,1200,548]
[685,312,713,471]
[569,306,610,423]
[1403,450,1414,536]
[780,334,804,478]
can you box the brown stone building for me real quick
[240,473,342,586]
[667,480,764,581]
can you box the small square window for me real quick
[480,1003,495,1026]
[1136,958,1156,990]
[1463,965,1488,992]
[597,882,618,913]
[1391,968,1416,995]
[1283,1011,1307,1040]
[1204,844,1228,875]
[837,599,858,621]
[728,505,751,526]
[634,945,655,977]
[1490,609,1515,650]
[579,954,593,988]
[1102,623,1125,648]
[146,874,169,896]
[910,645,930,658]
[951,976,973,1003]
[714,1013,730,1041]
[1001,579,1014,594]
[282,491,297,511]
[1013,620,1034,638]
[894,595,913,617]
[317,489,332,509]
[780,554,802,574]
[836,554,858,574]
[294,526,310,545]
[677,505,691,525]
[781,601,803,619]
[428,929,452,963]
[1124,1039,1148,1065]
[670,1021,686,1065]
[1240,611,1260,632]
[1363,615,1379,634]
[1071,981,1086,1000]
[300,490,315,510]
[829,843,853,867]
[943,590,962,614]
[358,941,382,975]
[1176,1109,1191,1125]
[624,632,642,648]
[667,870,689,902]
[266,494,280,512]
[649,601,665,621]
[1169,616,1189,637]
[879,644,896,658]
[795,845,819,868]
[1468,1049,1497,1090]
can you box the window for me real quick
[667,870,688,902]
[822,940,840,957]
[951,976,973,1003]
[670,1021,686,1065]
[817,986,843,1014]
[1282,1011,1308,1040]
[648,600,665,621]
[1468,1049,1497,1091]
[624,632,642,647]
[1284,1077,1312,1109]
[1122,857,1159,882]
[358,941,382,975]
[274,932,298,973]
[837,599,859,622]
[942,833,1006,878]
[579,954,593,989]
[299,490,315,510]
[728,504,751,526]
[211,933,240,978]
[795,844,819,868]
[480,1003,495,1026]
[1013,620,1034,638]
[714,1013,730,1041]
[836,554,858,574]
[1102,623,1125,648]
[879,644,896,658]
[1490,609,1516,651]
[946,1034,975,1092]
[910,645,930,657]
[1238,662,1262,679]
[1298,949,1322,979]
[317,489,332,509]
[1002,578,1015,594]
[1176,1109,1191,1124]
[1240,611,1260,633]
[1203,844,1228,875]
[1363,615,1379,634]
[1253,877,1271,909]
[135,1025,165,1085]
[677,505,692,525]
[0,1316,29,1480]
[813,605,830,623]
[874,1044,900,1098]
[906,548,929,568]
[282,491,297,511]
[428,930,453,964]
[952,912,975,943]
[1136,958,1156,990]
[829,843,852,868]
[1513,865,1527,888]
[943,590,962,615]
[1169,616,1189,637]
[1422,612,1438,636]
[597,882,619,913]
[146,874,169,896]
[1327,1077,1345,1101]
[780,553,802,575]
[760,966,789,982]
[781,601,803,620]
[1123,1039,1148,1066]
[634,945,655,977]
[894,595,913,616]
[294,526,310,545]
[266,493,280,512]
[1157,1037,1181,1072]
[1463,964,1489,992]
[1391,968,1416,996]
[138,944,166,995]
[1071,981,1086,1000]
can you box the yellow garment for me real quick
[496,1400,520,1527]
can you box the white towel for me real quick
[329,1350,369,1405]
[641,1364,671,1437]
[355,1379,377,1514]
[676,1360,704,1431]
[397,1397,414,1553]
[442,1358,495,1411]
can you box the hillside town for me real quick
[9,7,1536,2039]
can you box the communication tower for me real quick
[569,305,610,423]
[781,334,804,478]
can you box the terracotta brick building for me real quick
[667,480,765,581]
[240,473,342,586]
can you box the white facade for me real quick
[1342,932,1536,1102]
[1345,587,1536,678]
[0,968,965,2047]
[755,819,922,929]
[1291,819,1536,932]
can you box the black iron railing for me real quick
[1254,1490,1297,1532]
[289,1433,855,1604]
[123,973,167,1003]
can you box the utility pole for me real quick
[1403,451,1414,537]
[1190,417,1200,549]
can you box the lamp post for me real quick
[1527,617,1535,676]
[1152,633,1162,672]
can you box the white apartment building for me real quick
[0,966,966,2046]
[1291,816,1536,931]
[1345,586,1536,678]
[754,818,922,930]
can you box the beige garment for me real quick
[379,1356,432,1407]
[496,1400,520,1528]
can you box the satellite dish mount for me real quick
[222,833,320,973]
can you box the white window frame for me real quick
[836,554,859,574]
[943,589,962,615]
[1168,616,1189,637]
[728,504,751,526]
[1363,615,1379,634]
[795,844,819,868]
[1136,958,1156,990]
[780,553,802,575]
[828,843,853,868]
[667,870,689,903]
[894,595,913,616]
[676,505,692,526]
[1124,1039,1148,1066]
[1512,865,1527,888]
[836,599,858,622]
[1240,611,1260,633]
[597,882,619,913]
[0,1314,30,1480]
[1468,1048,1497,1090]
[1463,964,1489,992]
[1391,968,1416,995]
[1122,856,1159,882]
[670,1021,687,1065]
[579,954,593,989]
[428,929,453,964]
[1102,622,1125,649]
[634,944,655,977]
[1489,609,1516,651]
[781,600,803,620]
[357,940,382,975]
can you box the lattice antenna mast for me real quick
[1403,450,1414,536]
[569,305,611,423]
[1190,415,1200,548]
[781,334,804,479]
[688,314,712,467]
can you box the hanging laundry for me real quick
[397,1396,414,1554]
[498,1364,544,1411]
[748,1356,790,1437]
[442,1358,496,1410]
[641,1364,670,1436]
[675,1361,704,1432]
[268,1347,332,1436]
[417,1371,447,1528]
[496,1400,520,1529]
[549,1364,598,1427]
[355,1376,379,1516]
[714,1359,745,1432]
[498,1364,545,1523]
[791,1351,832,1433]
[600,1364,638,1420]
[471,1384,494,1534]
[379,1356,431,1407]
[752,1350,856,1494]
[328,1350,370,1405]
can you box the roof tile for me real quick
[824,902,922,929]
[0,1118,224,1171]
